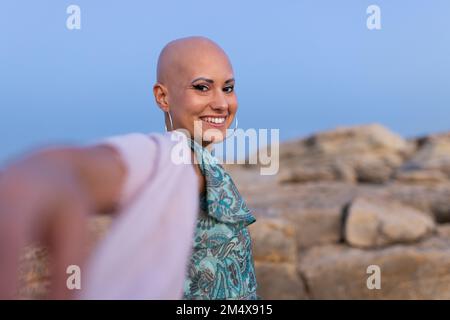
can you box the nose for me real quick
[211,90,228,113]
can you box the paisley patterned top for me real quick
[183,139,258,300]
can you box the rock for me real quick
[244,181,365,213]
[282,206,343,249]
[394,169,449,185]
[353,156,397,184]
[245,182,383,249]
[437,224,450,238]
[278,159,357,184]
[278,124,412,184]
[400,134,450,178]
[331,160,357,183]
[304,123,409,154]
[249,218,296,263]
[255,262,307,299]
[249,218,309,299]
[385,184,450,223]
[277,166,336,184]
[298,236,450,299]
[345,196,435,248]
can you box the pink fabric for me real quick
[79,131,198,299]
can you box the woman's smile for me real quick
[199,115,228,128]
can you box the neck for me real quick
[167,128,215,151]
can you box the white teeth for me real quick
[202,117,225,124]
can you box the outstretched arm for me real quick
[0,145,126,299]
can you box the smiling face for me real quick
[153,37,238,147]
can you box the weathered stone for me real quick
[437,224,450,238]
[394,169,449,185]
[281,206,343,249]
[298,238,450,299]
[331,160,357,183]
[345,196,435,248]
[401,134,450,178]
[304,123,409,154]
[353,156,398,184]
[277,124,412,184]
[249,218,296,263]
[278,166,336,184]
[255,262,307,299]
[385,184,450,223]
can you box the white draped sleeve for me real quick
[79,131,198,299]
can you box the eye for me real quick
[223,85,234,93]
[193,84,209,92]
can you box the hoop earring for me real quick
[164,111,173,132]
[224,116,238,139]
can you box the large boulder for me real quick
[344,196,435,248]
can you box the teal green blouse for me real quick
[183,139,258,300]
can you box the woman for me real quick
[0,36,257,300]
[153,36,258,299]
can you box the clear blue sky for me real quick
[1,1,449,164]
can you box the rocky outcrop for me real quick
[278,124,415,184]
[231,124,450,299]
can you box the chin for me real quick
[203,131,226,144]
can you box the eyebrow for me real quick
[191,77,235,84]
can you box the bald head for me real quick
[153,37,237,145]
[156,36,232,85]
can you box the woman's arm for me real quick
[0,145,126,299]
[9,145,127,212]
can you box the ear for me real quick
[153,83,169,112]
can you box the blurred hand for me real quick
[0,153,94,299]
